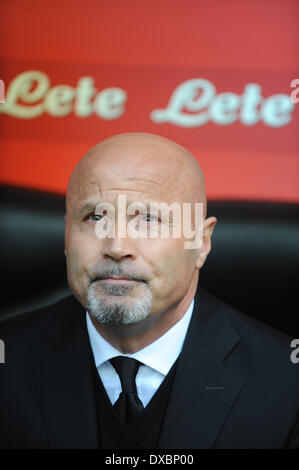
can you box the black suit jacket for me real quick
[0,286,299,449]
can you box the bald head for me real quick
[66,132,206,216]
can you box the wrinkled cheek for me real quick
[150,258,178,303]
[157,250,194,300]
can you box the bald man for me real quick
[0,133,299,450]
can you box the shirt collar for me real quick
[86,298,194,376]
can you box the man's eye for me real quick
[142,214,159,223]
[85,213,102,222]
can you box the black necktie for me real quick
[109,356,144,423]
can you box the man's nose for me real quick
[102,236,136,261]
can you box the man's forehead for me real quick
[76,197,164,213]
[69,184,183,213]
[68,163,180,208]
[66,133,206,212]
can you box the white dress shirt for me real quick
[86,298,194,407]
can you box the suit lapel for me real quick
[34,289,243,449]
[34,297,99,449]
[159,287,243,449]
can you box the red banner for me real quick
[0,0,298,201]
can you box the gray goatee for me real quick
[87,280,152,326]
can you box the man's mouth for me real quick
[91,273,147,285]
[101,276,137,284]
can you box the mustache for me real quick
[90,265,148,284]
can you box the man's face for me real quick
[65,138,205,326]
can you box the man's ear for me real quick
[195,216,217,269]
